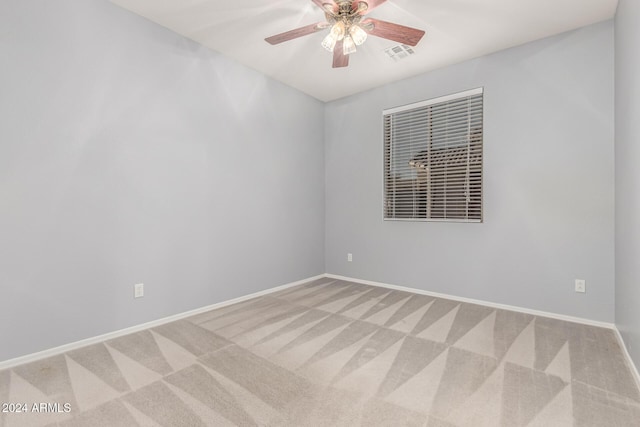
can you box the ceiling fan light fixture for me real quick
[343,34,357,55]
[333,21,346,40]
[321,21,345,52]
[321,32,338,52]
[349,24,367,45]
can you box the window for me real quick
[383,88,483,222]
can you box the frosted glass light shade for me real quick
[350,24,368,46]
[322,33,338,52]
[343,35,357,55]
[321,21,345,52]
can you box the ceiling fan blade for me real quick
[311,0,336,13]
[362,18,425,46]
[333,40,349,68]
[353,0,387,14]
[265,22,328,45]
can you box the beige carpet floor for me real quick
[1,278,639,426]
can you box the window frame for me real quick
[382,88,484,223]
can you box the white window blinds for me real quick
[383,88,483,222]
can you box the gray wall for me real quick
[325,21,615,322]
[615,1,640,369]
[0,0,325,361]
[0,1,619,363]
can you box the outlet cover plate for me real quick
[575,279,586,293]
[134,283,144,298]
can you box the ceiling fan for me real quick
[265,0,425,68]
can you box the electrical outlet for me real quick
[134,283,144,298]
[575,279,586,293]
[347,253,353,262]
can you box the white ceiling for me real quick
[110,0,618,102]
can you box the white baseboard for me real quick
[326,273,640,388]
[613,327,640,391]
[4,271,639,391]
[324,274,615,329]
[0,274,325,370]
